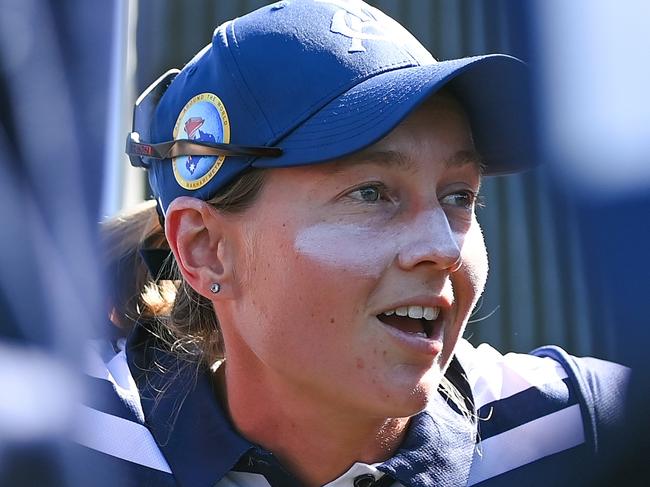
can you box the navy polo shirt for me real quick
[75,323,629,486]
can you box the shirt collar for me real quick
[377,357,477,486]
[127,325,476,487]
[126,324,252,487]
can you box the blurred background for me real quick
[1,0,648,485]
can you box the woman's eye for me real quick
[347,184,389,203]
[441,191,476,210]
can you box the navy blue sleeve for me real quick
[531,346,629,453]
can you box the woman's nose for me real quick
[396,207,462,272]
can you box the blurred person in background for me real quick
[0,0,117,486]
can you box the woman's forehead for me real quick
[328,148,483,174]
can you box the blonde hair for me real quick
[101,199,172,330]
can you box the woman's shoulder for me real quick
[454,339,630,486]
[455,339,629,432]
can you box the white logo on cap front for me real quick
[316,0,424,54]
[172,93,230,190]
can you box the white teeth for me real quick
[407,305,424,319]
[423,307,439,321]
[395,306,409,316]
[395,306,408,316]
[381,306,440,321]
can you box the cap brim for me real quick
[253,54,533,175]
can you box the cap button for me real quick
[353,473,377,487]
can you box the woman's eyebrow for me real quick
[444,150,485,171]
[332,150,414,172]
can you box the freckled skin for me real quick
[198,93,489,484]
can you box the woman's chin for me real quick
[364,367,444,418]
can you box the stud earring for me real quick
[210,283,221,294]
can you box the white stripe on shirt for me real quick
[467,404,585,485]
[456,340,569,409]
[73,404,171,473]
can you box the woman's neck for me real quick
[214,362,410,487]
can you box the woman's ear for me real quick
[165,197,235,300]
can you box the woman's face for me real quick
[224,94,488,417]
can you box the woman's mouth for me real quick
[376,305,445,351]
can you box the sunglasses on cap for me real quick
[125,69,283,169]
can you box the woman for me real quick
[82,1,628,486]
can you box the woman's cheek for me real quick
[458,219,489,308]
[293,222,398,278]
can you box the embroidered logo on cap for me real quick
[315,0,434,63]
[172,93,230,190]
[315,0,404,53]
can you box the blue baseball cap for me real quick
[126,0,533,214]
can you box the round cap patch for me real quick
[172,93,230,190]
